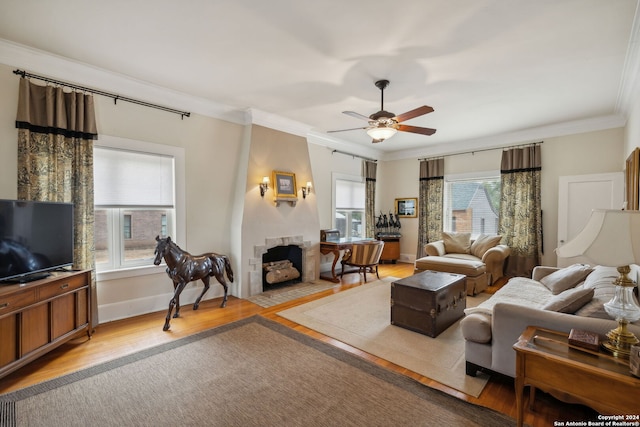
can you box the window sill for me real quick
[96,264,166,282]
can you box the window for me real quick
[334,177,365,238]
[123,214,132,239]
[161,214,167,237]
[94,136,184,276]
[443,172,500,238]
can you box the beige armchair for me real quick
[341,240,385,282]
[415,233,511,295]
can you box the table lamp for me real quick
[556,209,640,358]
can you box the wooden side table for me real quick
[376,234,400,264]
[513,326,640,427]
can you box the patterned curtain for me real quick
[363,160,377,238]
[15,77,98,326]
[417,158,444,258]
[498,145,542,278]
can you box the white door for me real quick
[557,172,624,267]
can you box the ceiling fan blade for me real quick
[396,124,437,136]
[393,106,434,123]
[343,111,372,121]
[327,126,369,133]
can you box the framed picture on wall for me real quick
[273,171,298,199]
[395,197,417,218]
[626,148,639,210]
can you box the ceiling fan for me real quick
[328,79,436,143]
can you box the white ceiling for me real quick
[0,0,638,157]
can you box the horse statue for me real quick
[153,236,234,331]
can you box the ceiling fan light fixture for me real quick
[366,126,397,141]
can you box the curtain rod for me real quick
[331,149,377,162]
[14,69,191,119]
[418,141,543,161]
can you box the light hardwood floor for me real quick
[0,263,597,426]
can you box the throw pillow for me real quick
[470,234,502,258]
[539,263,593,295]
[442,232,471,254]
[542,287,595,313]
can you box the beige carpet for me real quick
[278,277,491,397]
[0,316,512,427]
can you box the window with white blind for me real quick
[334,177,365,238]
[94,137,184,274]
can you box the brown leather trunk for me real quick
[391,271,466,337]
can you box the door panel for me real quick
[557,173,623,267]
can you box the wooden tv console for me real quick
[0,270,92,380]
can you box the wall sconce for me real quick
[301,181,312,199]
[260,176,269,197]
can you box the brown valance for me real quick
[16,77,98,140]
[419,158,444,180]
[500,145,541,173]
[363,160,377,181]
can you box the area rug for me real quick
[247,281,339,308]
[0,316,511,427]
[278,277,492,397]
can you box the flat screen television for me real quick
[0,199,74,283]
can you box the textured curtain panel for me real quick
[417,158,444,258]
[364,160,377,238]
[16,77,98,326]
[498,145,542,278]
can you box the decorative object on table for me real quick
[272,170,298,206]
[556,209,640,358]
[375,210,401,236]
[568,328,600,352]
[153,236,234,331]
[320,228,340,242]
[395,197,417,218]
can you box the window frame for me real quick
[332,173,366,239]
[94,135,186,282]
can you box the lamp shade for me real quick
[555,210,640,267]
[366,126,397,141]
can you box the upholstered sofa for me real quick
[461,264,640,378]
[414,232,511,295]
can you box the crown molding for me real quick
[381,113,627,161]
[248,108,313,137]
[0,38,630,162]
[0,38,248,125]
[616,1,640,115]
[306,130,382,161]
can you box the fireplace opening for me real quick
[262,245,303,289]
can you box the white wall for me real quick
[377,128,625,267]
[0,63,247,323]
[624,76,640,160]
[0,57,630,324]
[237,125,321,297]
[307,142,365,268]
[94,102,245,321]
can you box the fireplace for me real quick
[262,245,303,288]
[249,235,315,295]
